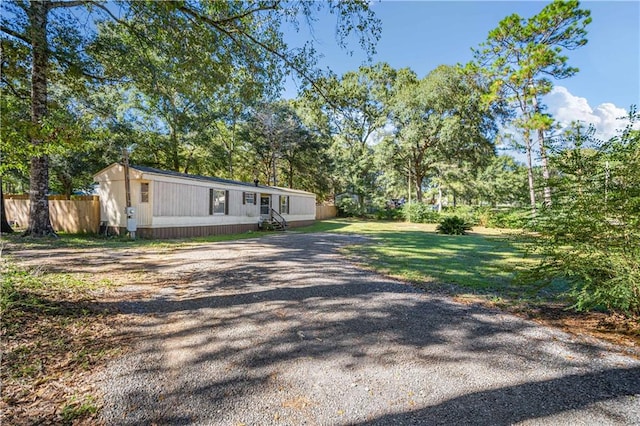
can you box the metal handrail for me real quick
[271,208,288,229]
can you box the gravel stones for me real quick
[96,233,640,425]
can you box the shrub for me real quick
[374,207,404,221]
[440,206,483,226]
[403,203,440,223]
[436,215,472,235]
[485,208,532,229]
[336,197,365,218]
[520,116,640,316]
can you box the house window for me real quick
[243,192,256,205]
[280,195,289,214]
[140,182,149,203]
[209,189,227,215]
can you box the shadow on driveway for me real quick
[96,233,640,425]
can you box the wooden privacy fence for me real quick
[316,205,337,220]
[4,195,100,234]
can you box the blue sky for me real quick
[284,0,640,140]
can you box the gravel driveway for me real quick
[97,232,640,425]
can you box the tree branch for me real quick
[0,25,29,45]
[212,1,281,26]
[176,5,335,106]
[1,76,29,100]
[49,0,96,9]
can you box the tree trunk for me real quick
[228,118,237,179]
[170,130,180,171]
[272,153,277,186]
[414,177,423,203]
[524,128,536,215]
[538,128,552,208]
[532,95,552,208]
[1,182,14,234]
[227,140,234,179]
[61,173,73,199]
[414,163,423,203]
[25,0,55,237]
[288,161,294,188]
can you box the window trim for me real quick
[279,195,290,215]
[140,182,150,203]
[209,188,228,215]
[243,192,257,205]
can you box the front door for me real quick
[260,195,271,218]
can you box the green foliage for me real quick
[473,0,592,210]
[436,215,472,235]
[382,65,497,203]
[483,208,532,229]
[441,206,479,226]
[61,396,98,423]
[374,206,404,221]
[403,203,440,223]
[523,116,640,315]
[475,155,530,206]
[336,197,366,218]
[238,101,330,195]
[303,63,398,202]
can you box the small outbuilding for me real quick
[93,163,316,238]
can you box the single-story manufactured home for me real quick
[93,163,316,238]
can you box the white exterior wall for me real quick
[94,163,316,229]
[274,193,316,222]
[131,180,153,226]
[96,179,125,227]
[146,175,262,228]
[94,164,152,227]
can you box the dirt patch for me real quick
[518,305,640,352]
[1,291,131,425]
[452,295,640,355]
[0,243,170,425]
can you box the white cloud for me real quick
[544,86,630,141]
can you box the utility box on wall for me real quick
[126,207,137,232]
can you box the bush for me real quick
[521,116,640,316]
[485,208,532,229]
[403,203,440,223]
[374,207,404,221]
[336,197,365,218]
[436,215,472,235]
[440,206,484,226]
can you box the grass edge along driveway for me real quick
[297,219,546,307]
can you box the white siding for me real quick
[132,181,152,226]
[94,164,150,227]
[152,182,260,219]
[95,163,316,228]
[153,181,209,216]
[289,195,316,216]
[97,180,125,227]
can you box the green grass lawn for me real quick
[297,219,545,304]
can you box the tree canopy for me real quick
[473,0,591,211]
[0,0,381,236]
